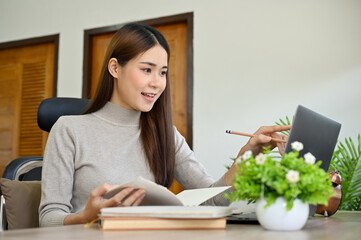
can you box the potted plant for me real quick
[275,117,361,211]
[226,142,335,231]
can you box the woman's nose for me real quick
[149,73,162,87]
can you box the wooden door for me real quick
[88,22,189,193]
[0,42,55,176]
[155,23,188,142]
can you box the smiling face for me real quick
[109,45,168,112]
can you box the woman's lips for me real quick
[141,92,156,101]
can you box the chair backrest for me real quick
[37,97,91,132]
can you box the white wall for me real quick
[1,0,360,179]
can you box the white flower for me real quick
[235,156,242,164]
[291,141,304,152]
[255,153,266,165]
[242,150,253,161]
[235,150,253,165]
[286,170,300,183]
[304,152,316,165]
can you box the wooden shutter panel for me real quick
[18,62,46,156]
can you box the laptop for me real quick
[227,105,341,223]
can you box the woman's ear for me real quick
[108,58,119,78]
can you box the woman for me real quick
[39,23,290,227]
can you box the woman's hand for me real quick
[64,183,145,225]
[224,125,291,186]
[237,125,291,157]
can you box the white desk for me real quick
[1,211,360,240]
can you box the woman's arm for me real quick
[171,125,290,206]
[39,117,77,227]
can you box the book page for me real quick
[103,176,230,206]
[176,186,231,206]
[103,177,183,206]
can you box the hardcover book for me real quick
[99,216,227,230]
[99,206,232,230]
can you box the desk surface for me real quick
[1,211,360,240]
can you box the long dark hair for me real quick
[85,23,175,187]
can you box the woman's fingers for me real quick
[102,187,146,208]
[80,183,122,222]
[131,192,146,206]
[253,125,290,144]
[255,125,291,135]
[102,187,134,207]
[119,189,146,206]
[272,133,288,155]
[255,134,272,143]
[90,183,118,199]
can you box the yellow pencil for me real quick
[225,130,287,143]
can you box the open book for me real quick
[102,176,230,206]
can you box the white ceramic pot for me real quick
[256,197,309,231]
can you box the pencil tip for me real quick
[226,130,231,133]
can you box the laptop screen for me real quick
[284,105,341,172]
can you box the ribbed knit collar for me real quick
[92,101,141,126]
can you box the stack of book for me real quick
[99,206,232,230]
[99,177,232,230]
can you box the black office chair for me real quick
[0,97,90,230]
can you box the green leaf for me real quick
[333,136,361,210]
[346,138,356,162]
[274,116,293,136]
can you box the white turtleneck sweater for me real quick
[39,102,230,227]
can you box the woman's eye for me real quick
[142,68,151,73]
[160,71,167,76]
